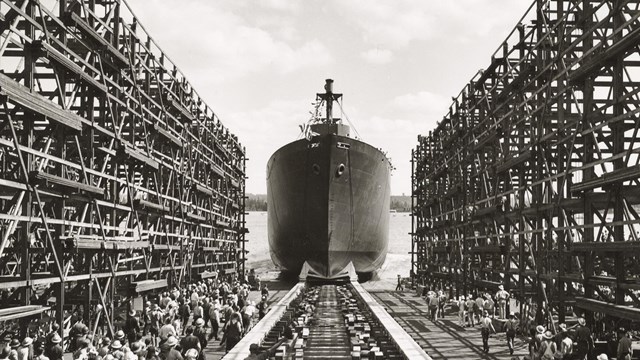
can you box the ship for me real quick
[266,79,391,279]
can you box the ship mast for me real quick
[317,79,342,124]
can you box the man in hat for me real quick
[574,317,592,359]
[504,313,518,355]
[535,325,546,350]
[9,339,20,360]
[47,335,62,360]
[495,285,510,319]
[114,330,126,348]
[159,337,181,360]
[109,340,124,360]
[480,311,496,353]
[44,324,59,351]
[124,310,140,346]
[192,319,207,359]
[17,337,33,360]
[538,331,557,360]
[244,337,287,360]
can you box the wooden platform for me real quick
[204,280,296,359]
[368,290,530,360]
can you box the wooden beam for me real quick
[575,297,640,321]
[0,73,83,131]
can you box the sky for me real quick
[126,0,533,196]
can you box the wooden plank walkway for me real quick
[368,290,530,360]
[204,281,294,359]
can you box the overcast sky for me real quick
[127,0,533,195]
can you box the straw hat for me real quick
[130,342,143,354]
[536,325,545,334]
[498,285,504,290]
[21,338,33,347]
[10,339,20,349]
[577,317,586,326]
[596,354,609,360]
[163,336,178,348]
[110,340,123,350]
[115,330,125,340]
[50,334,62,344]
[195,318,204,326]
[185,349,198,359]
[559,323,567,332]
[543,331,553,340]
[128,310,136,317]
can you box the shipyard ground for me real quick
[207,275,529,359]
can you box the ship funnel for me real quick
[324,79,334,94]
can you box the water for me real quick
[244,211,413,284]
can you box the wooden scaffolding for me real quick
[0,0,247,339]
[412,0,640,329]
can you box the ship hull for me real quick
[267,134,390,278]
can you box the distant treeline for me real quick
[245,194,411,212]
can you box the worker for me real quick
[395,275,403,291]
[495,285,510,319]
[504,313,518,355]
[480,311,496,353]
[465,295,476,327]
[574,317,593,359]
[537,331,557,360]
[244,337,287,360]
[457,295,466,327]
[617,328,632,360]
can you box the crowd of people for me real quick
[415,283,634,360]
[0,276,274,360]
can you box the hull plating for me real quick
[267,134,390,278]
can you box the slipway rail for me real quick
[223,280,431,360]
